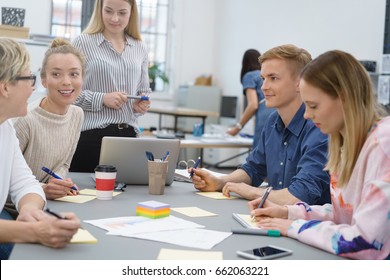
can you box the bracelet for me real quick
[235,122,243,130]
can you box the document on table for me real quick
[85,215,230,249]
[196,192,238,200]
[85,215,204,235]
[171,207,217,217]
[158,248,223,260]
[128,228,231,250]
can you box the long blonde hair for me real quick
[0,38,30,84]
[83,0,141,40]
[300,50,384,186]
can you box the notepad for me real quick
[79,189,122,197]
[70,228,98,244]
[55,195,96,203]
[232,213,258,229]
[171,207,217,217]
[196,192,238,200]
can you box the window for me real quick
[51,0,170,91]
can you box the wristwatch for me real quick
[235,122,243,130]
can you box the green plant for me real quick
[148,63,169,84]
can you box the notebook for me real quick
[99,137,180,185]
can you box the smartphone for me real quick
[237,245,292,260]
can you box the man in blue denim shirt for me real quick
[191,44,330,205]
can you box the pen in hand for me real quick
[41,166,78,193]
[45,208,83,229]
[189,156,201,178]
[252,186,273,222]
[126,95,150,101]
[45,208,66,219]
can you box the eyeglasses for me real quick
[14,74,36,87]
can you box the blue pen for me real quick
[41,166,78,192]
[189,156,201,178]
[161,151,169,161]
[126,95,150,101]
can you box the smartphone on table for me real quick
[237,245,292,260]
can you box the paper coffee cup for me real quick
[95,165,117,200]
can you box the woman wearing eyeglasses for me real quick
[0,38,80,260]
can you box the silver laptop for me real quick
[99,137,180,185]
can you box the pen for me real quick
[231,228,280,237]
[252,186,273,221]
[259,98,266,105]
[45,208,66,219]
[161,151,169,161]
[41,166,78,192]
[126,95,150,101]
[45,208,84,229]
[189,156,201,178]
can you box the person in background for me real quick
[0,38,80,260]
[14,38,85,200]
[250,50,390,260]
[192,44,330,206]
[70,0,151,172]
[226,49,275,147]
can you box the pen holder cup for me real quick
[147,160,168,195]
[95,165,117,200]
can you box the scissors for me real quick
[177,159,196,170]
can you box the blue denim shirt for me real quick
[242,70,276,147]
[240,104,330,205]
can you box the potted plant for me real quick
[148,63,169,91]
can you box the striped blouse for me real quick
[72,33,150,132]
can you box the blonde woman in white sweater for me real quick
[0,38,80,260]
[14,38,85,200]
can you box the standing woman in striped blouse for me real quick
[70,0,151,172]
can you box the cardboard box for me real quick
[0,25,29,39]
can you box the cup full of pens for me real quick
[146,151,169,195]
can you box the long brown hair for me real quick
[300,50,384,186]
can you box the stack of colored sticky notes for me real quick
[136,200,170,219]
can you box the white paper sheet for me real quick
[125,228,232,250]
[85,215,204,235]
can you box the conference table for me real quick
[10,173,342,260]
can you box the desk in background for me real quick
[149,106,219,134]
[181,136,253,168]
[10,173,342,260]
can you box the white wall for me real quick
[1,0,51,34]
[164,0,386,131]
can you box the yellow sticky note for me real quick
[171,207,217,217]
[157,248,223,260]
[70,228,98,244]
[196,192,238,200]
[79,189,122,197]
[55,195,96,203]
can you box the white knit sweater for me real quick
[14,102,84,183]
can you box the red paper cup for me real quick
[95,165,117,200]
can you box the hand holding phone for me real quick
[237,245,292,260]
